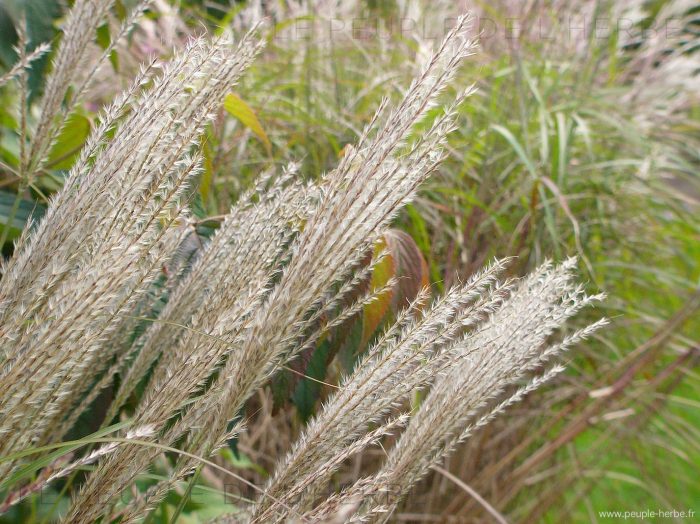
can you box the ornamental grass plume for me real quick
[60,14,479,523]
[0,5,606,523]
[234,259,607,524]
[0,1,265,476]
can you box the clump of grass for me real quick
[0,6,605,523]
[173,1,698,522]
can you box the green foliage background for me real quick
[0,0,698,522]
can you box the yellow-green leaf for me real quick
[362,237,395,346]
[46,114,90,170]
[199,135,215,204]
[224,93,271,154]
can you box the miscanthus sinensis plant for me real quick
[0,3,605,522]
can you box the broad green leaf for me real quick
[0,190,45,246]
[96,23,110,49]
[46,114,90,169]
[336,317,364,374]
[292,339,331,422]
[0,143,19,171]
[0,5,17,69]
[270,363,293,410]
[96,22,119,71]
[224,93,271,153]
[279,230,429,420]
[114,0,127,21]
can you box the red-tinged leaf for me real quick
[361,229,429,347]
[276,229,430,418]
[383,229,430,309]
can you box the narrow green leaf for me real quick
[199,134,214,204]
[492,124,539,179]
[0,420,132,489]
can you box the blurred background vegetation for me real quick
[0,0,698,522]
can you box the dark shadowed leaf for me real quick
[282,229,429,419]
[291,339,332,422]
[0,190,45,248]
